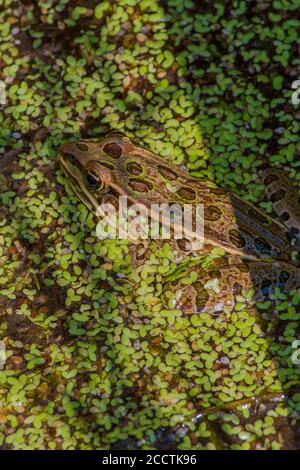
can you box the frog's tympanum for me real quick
[59,133,300,314]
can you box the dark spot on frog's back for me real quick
[126,161,143,175]
[270,189,286,203]
[229,229,246,248]
[76,143,89,151]
[128,179,153,193]
[205,205,222,222]
[254,237,272,255]
[158,165,177,181]
[248,208,269,225]
[177,187,196,201]
[103,142,122,158]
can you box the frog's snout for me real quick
[58,142,75,157]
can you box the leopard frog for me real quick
[59,133,300,313]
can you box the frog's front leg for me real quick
[262,168,300,241]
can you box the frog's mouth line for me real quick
[59,154,100,213]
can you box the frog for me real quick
[58,132,300,314]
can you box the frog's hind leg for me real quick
[262,168,300,241]
[164,256,300,316]
[251,259,300,301]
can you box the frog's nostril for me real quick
[59,149,78,168]
[60,150,76,162]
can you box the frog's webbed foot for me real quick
[262,168,300,243]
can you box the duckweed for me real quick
[0,0,300,451]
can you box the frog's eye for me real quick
[85,169,102,190]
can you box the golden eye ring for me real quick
[85,169,103,191]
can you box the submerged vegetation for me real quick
[0,0,300,449]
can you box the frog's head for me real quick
[58,133,138,212]
[58,131,198,218]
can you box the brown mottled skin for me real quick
[59,133,300,313]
